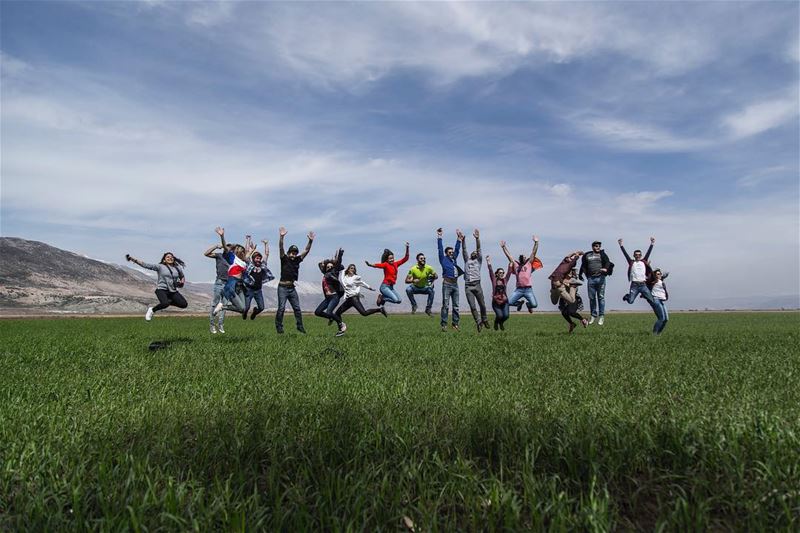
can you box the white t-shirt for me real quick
[630,261,647,282]
[651,280,667,300]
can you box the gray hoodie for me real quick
[141,262,184,292]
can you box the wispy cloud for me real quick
[723,95,798,139]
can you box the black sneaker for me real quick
[482,320,491,329]
[425,308,432,316]
[335,329,345,337]
[297,326,307,334]
[493,320,499,331]
[251,309,260,320]
[515,302,524,311]
[242,312,248,320]
[380,306,388,317]
[411,305,417,315]
[476,322,482,333]
[276,328,284,334]
[622,294,629,303]
[499,321,505,331]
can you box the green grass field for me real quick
[1,312,798,531]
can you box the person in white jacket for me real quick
[333,264,387,336]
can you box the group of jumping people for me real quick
[125,228,670,336]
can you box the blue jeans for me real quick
[587,275,606,317]
[440,282,460,326]
[244,288,265,315]
[210,279,226,325]
[492,302,509,324]
[380,283,402,304]
[652,299,669,334]
[314,294,342,326]
[406,285,434,311]
[625,282,655,305]
[223,277,245,313]
[276,284,303,332]
[509,287,537,310]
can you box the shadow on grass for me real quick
[40,402,794,531]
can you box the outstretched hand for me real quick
[473,228,480,239]
[261,239,269,245]
[308,231,316,240]
[279,227,288,237]
[500,240,507,248]
[404,241,410,248]
[485,254,491,262]
[436,228,443,238]
[650,236,656,244]
[364,260,371,267]
[215,226,224,236]
[618,238,623,246]
[533,235,539,242]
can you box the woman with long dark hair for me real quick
[366,242,410,308]
[125,251,188,320]
[334,264,387,336]
[486,255,513,330]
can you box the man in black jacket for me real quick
[579,241,612,325]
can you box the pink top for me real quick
[512,258,542,288]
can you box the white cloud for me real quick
[736,165,792,188]
[158,3,795,88]
[615,191,674,215]
[723,96,799,139]
[572,115,711,152]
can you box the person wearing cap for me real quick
[276,226,315,334]
[242,239,274,320]
[437,228,463,331]
[405,252,437,316]
[579,240,613,325]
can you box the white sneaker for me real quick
[598,316,604,326]
[212,302,224,316]
[145,307,154,321]
[340,322,347,333]
[218,325,225,334]
[588,316,596,325]
[210,325,217,334]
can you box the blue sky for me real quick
[1,1,798,309]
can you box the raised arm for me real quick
[437,228,445,263]
[453,234,462,260]
[486,255,495,285]
[262,240,270,262]
[279,227,287,258]
[458,229,467,263]
[215,227,227,249]
[644,237,655,261]
[530,235,539,264]
[500,240,515,265]
[204,244,220,258]
[618,238,631,263]
[474,229,482,261]
[300,231,315,260]
[125,254,157,271]
[334,247,344,267]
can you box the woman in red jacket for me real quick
[366,242,409,308]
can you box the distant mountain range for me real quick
[0,237,323,315]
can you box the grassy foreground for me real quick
[1,312,798,531]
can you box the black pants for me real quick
[335,296,381,320]
[153,289,188,312]
[559,301,583,325]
